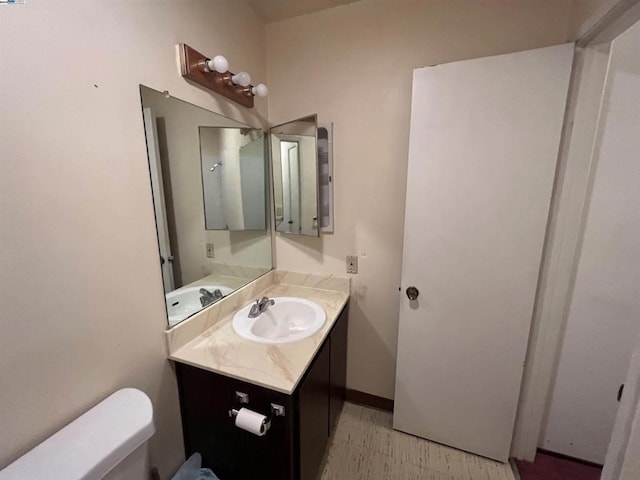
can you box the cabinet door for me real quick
[176,363,295,480]
[298,339,331,480]
[330,303,349,433]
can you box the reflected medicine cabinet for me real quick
[317,122,334,233]
[270,115,333,237]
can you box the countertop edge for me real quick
[169,291,350,395]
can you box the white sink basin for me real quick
[166,285,234,326]
[232,297,326,344]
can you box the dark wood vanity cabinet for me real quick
[175,302,349,480]
[176,363,296,479]
[329,302,348,432]
[298,339,331,480]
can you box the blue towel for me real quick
[197,468,220,480]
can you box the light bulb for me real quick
[231,71,251,87]
[206,55,229,74]
[252,83,268,97]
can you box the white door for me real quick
[602,342,640,480]
[143,107,175,292]
[543,20,640,464]
[393,44,574,462]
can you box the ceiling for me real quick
[246,0,360,24]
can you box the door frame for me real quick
[143,107,175,292]
[511,0,640,462]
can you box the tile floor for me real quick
[320,402,516,480]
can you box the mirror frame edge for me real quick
[138,85,276,329]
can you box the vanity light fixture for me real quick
[179,44,268,108]
[252,84,268,97]
[231,71,251,87]
[205,55,229,74]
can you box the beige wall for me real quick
[266,0,575,399]
[0,1,266,477]
[570,0,622,38]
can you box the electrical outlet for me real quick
[206,243,215,259]
[346,255,358,274]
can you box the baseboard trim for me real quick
[345,389,394,412]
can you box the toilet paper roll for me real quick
[235,407,269,436]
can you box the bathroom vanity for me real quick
[142,84,345,478]
[166,271,350,480]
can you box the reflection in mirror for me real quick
[140,85,272,327]
[199,127,267,231]
[271,115,319,237]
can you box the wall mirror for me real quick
[140,85,272,328]
[270,115,320,237]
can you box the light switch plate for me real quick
[206,243,215,258]
[346,255,358,274]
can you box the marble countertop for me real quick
[167,271,350,394]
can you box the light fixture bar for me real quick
[178,44,267,108]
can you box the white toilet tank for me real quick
[0,388,155,480]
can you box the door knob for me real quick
[406,286,419,301]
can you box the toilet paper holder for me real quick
[235,391,249,404]
[229,403,286,434]
[229,404,285,435]
[228,403,286,420]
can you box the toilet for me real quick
[0,388,155,480]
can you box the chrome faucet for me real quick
[248,296,275,318]
[199,288,223,308]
